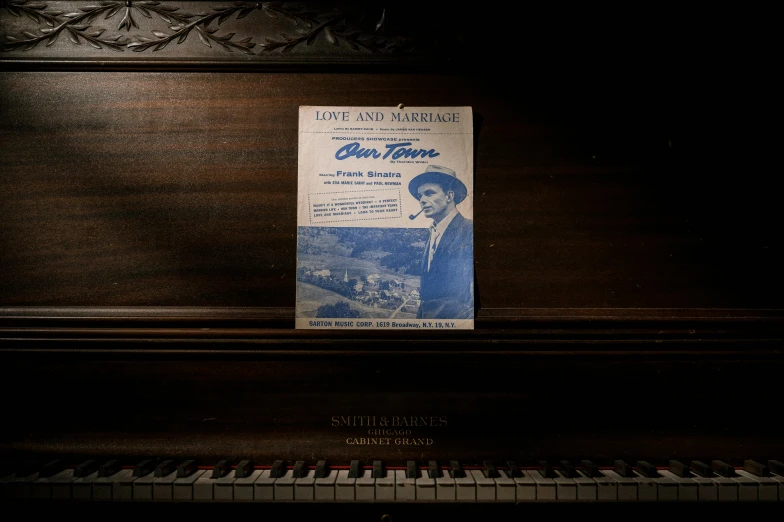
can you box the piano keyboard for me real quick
[2,458,783,503]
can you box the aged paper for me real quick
[296,106,474,330]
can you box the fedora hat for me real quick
[408,165,468,204]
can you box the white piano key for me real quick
[173,469,206,501]
[2,474,21,501]
[73,471,100,501]
[0,473,16,500]
[93,470,133,501]
[736,470,778,501]
[314,469,337,501]
[593,471,618,501]
[653,474,678,501]
[415,469,436,501]
[554,471,577,501]
[50,470,77,500]
[436,470,456,501]
[7,472,39,500]
[632,472,657,501]
[234,469,263,501]
[602,470,637,501]
[294,470,315,501]
[113,470,137,501]
[375,470,395,501]
[274,469,296,501]
[528,470,557,501]
[193,471,216,501]
[132,472,155,501]
[454,469,476,501]
[770,473,784,500]
[213,473,236,501]
[731,473,759,501]
[714,477,739,501]
[395,469,416,501]
[211,463,235,494]
[355,470,376,501]
[659,470,699,501]
[469,469,495,501]
[574,472,597,501]
[253,470,276,501]
[494,470,516,502]
[335,469,356,501]
[514,471,537,501]
[691,476,718,501]
[152,471,177,501]
[31,473,54,500]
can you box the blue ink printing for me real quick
[335,142,440,161]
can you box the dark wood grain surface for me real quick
[3,350,783,464]
[1,3,780,471]
[1,71,779,311]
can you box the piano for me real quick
[1,1,781,516]
[3,456,784,507]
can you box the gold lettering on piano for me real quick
[394,438,434,446]
[367,429,411,436]
[332,415,446,446]
[346,437,393,445]
[382,416,447,427]
[345,437,435,446]
[331,415,377,427]
[330,415,447,427]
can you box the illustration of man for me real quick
[408,165,474,319]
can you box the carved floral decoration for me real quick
[0,1,408,54]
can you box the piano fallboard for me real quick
[2,313,783,465]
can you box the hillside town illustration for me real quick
[296,227,427,319]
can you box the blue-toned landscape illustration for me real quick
[296,226,429,319]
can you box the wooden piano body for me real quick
[1,1,781,513]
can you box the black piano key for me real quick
[177,459,197,478]
[560,460,576,478]
[39,459,66,478]
[449,460,464,479]
[690,460,713,478]
[539,460,557,478]
[614,460,634,478]
[743,459,769,477]
[483,460,499,478]
[348,460,361,479]
[235,460,254,479]
[428,461,440,479]
[154,459,176,478]
[74,459,99,478]
[406,460,417,479]
[98,459,121,478]
[669,460,691,478]
[292,461,306,479]
[581,460,600,478]
[313,460,327,479]
[372,460,384,479]
[767,460,784,477]
[711,460,736,478]
[636,461,659,478]
[212,458,234,479]
[133,459,158,478]
[269,460,285,479]
[506,460,522,478]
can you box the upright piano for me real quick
[2,1,781,516]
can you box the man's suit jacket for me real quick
[417,212,474,319]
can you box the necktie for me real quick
[428,224,439,271]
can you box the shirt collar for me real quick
[432,208,459,240]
